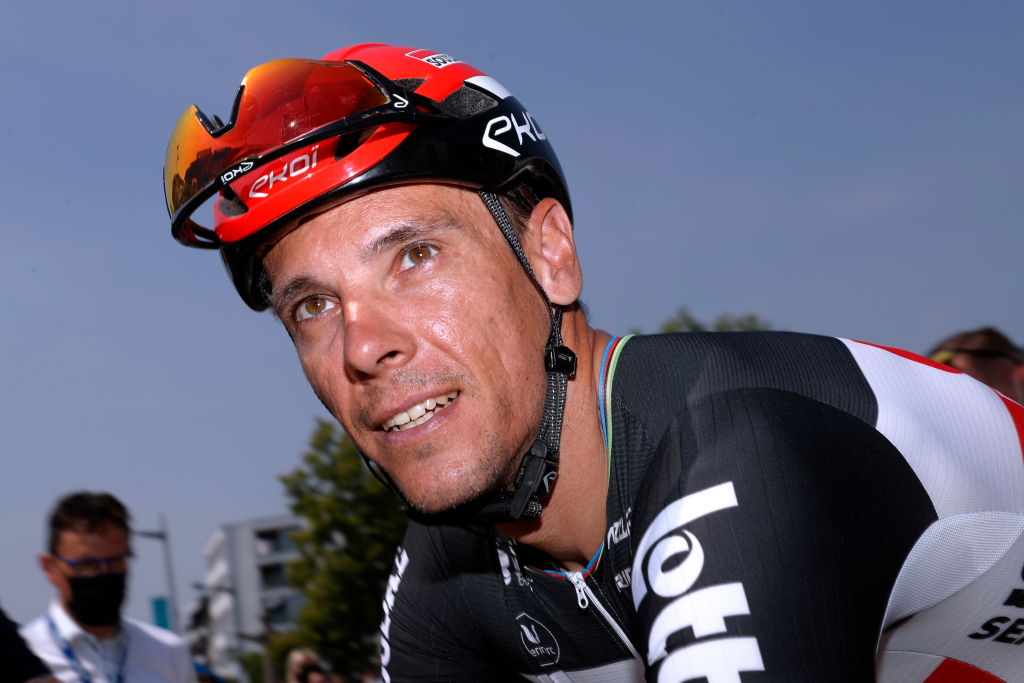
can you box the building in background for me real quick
[185,514,307,681]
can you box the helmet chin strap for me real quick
[475,191,576,522]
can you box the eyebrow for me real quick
[268,275,321,314]
[358,214,460,262]
[268,213,462,313]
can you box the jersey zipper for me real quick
[565,570,642,661]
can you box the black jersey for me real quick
[378,332,1024,682]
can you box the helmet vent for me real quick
[334,128,378,161]
[440,85,498,118]
[393,77,425,91]
[217,185,248,217]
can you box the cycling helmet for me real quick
[164,44,576,522]
[164,43,570,310]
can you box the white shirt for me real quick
[19,600,197,683]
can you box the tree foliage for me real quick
[275,418,409,677]
[652,307,772,334]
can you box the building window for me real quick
[255,527,299,555]
[264,594,305,627]
[259,563,287,589]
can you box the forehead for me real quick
[56,522,129,557]
[267,184,503,272]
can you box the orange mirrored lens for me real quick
[164,59,389,220]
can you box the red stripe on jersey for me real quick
[1000,395,1024,469]
[924,658,1005,682]
[851,340,960,374]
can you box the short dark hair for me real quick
[48,491,131,554]
[496,182,541,238]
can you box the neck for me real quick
[84,622,120,641]
[497,313,613,571]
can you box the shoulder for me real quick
[383,520,502,631]
[123,616,190,652]
[840,339,1024,516]
[394,519,495,581]
[17,614,49,646]
[610,332,878,443]
[17,614,61,669]
[616,331,866,393]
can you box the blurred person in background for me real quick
[929,326,1023,403]
[19,492,197,682]
[286,647,330,683]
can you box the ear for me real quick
[40,553,62,589]
[526,198,582,306]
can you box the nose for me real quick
[342,298,414,381]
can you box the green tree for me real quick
[276,418,409,677]
[647,306,772,333]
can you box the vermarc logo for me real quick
[516,612,560,665]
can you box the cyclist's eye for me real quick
[400,243,437,270]
[295,296,336,322]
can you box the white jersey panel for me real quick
[840,339,1024,517]
[881,512,1024,630]
[877,526,1024,682]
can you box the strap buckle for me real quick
[545,345,577,377]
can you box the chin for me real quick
[399,465,511,516]
[403,483,493,515]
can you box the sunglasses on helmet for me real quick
[164,58,454,248]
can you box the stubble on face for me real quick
[316,364,533,514]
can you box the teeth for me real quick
[383,391,458,432]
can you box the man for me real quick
[929,326,1024,403]
[20,492,197,682]
[164,44,1024,681]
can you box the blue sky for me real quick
[1,1,1021,627]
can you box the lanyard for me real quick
[48,615,129,683]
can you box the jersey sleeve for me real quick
[628,386,938,682]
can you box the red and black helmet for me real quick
[164,43,570,310]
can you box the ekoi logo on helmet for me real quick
[483,110,547,158]
[226,144,321,201]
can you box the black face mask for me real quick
[66,572,126,627]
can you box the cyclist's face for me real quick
[264,184,552,513]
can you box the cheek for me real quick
[297,352,346,414]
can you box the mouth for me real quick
[382,391,459,432]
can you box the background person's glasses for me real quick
[54,552,134,577]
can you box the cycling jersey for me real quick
[378,332,1024,682]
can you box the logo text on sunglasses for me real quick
[247,146,320,199]
[483,110,546,158]
[221,161,254,184]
